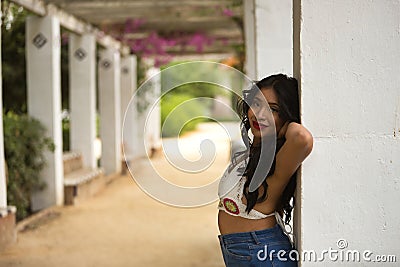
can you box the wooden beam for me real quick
[49,0,235,8]
[172,53,235,62]
[124,28,243,40]
[86,18,238,31]
[10,0,130,54]
[65,11,241,23]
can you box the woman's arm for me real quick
[268,122,313,192]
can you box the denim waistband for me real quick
[218,224,282,245]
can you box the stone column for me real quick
[98,48,121,175]
[243,0,256,79]
[120,55,137,161]
[145,67,161,156]
[245,0,293,79]
[26,15,64,210]
[69,33,97,168]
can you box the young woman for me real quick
[217,74,313,266]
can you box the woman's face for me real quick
[247,87,284,144]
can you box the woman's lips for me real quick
[252,121,268,130]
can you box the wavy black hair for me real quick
[235,74,300,224]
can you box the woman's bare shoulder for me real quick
[286,122,313,149]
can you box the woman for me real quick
[217,74,313,266]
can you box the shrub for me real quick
[3,111,54,221]
[161,93,206,137]
[62,117,70,151]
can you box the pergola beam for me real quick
[10,0,130,54]
[48,0,235,8]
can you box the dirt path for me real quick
[0,122,240,267]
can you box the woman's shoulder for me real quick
[286,122,313,147]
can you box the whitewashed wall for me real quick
[294,0,400,265]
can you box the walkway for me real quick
[0,122,241,267]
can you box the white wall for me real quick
[295,0,400,265]
[254,0,293,79]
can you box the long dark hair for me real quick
[235,74,300,224]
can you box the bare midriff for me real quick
[218,210,277,235]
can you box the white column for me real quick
[145,67,161,155]
[294,0,400,264]
[252,0,293,79]
[0,5,7,209]
[69,33,96,168]
[120,55,137,161]
[26,15,63,210]
[243,0,257,79]
[98,48,121,175]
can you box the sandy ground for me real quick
[0,122,241,267]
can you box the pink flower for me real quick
[222,8,234,17]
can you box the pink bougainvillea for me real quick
[99,2,240,67]
[116,18,217,67]
[222,8,234,17]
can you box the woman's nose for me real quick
[255,106,273,123]
[255,106,269,119]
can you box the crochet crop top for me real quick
[217,154,295,247]
[217,154,274,220]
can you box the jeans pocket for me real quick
[224,242,252,261]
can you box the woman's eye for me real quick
[271,108,279,113]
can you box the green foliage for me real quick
[1,2,29,113]
[161,93,206,137]
[163,82,229,99]
[3,111,55,221]
[159,61,235,137]
[62,117,70,151]
[161,60,230,98]
[1,2,70,113]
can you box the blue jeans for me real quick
[218,224,297,266]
